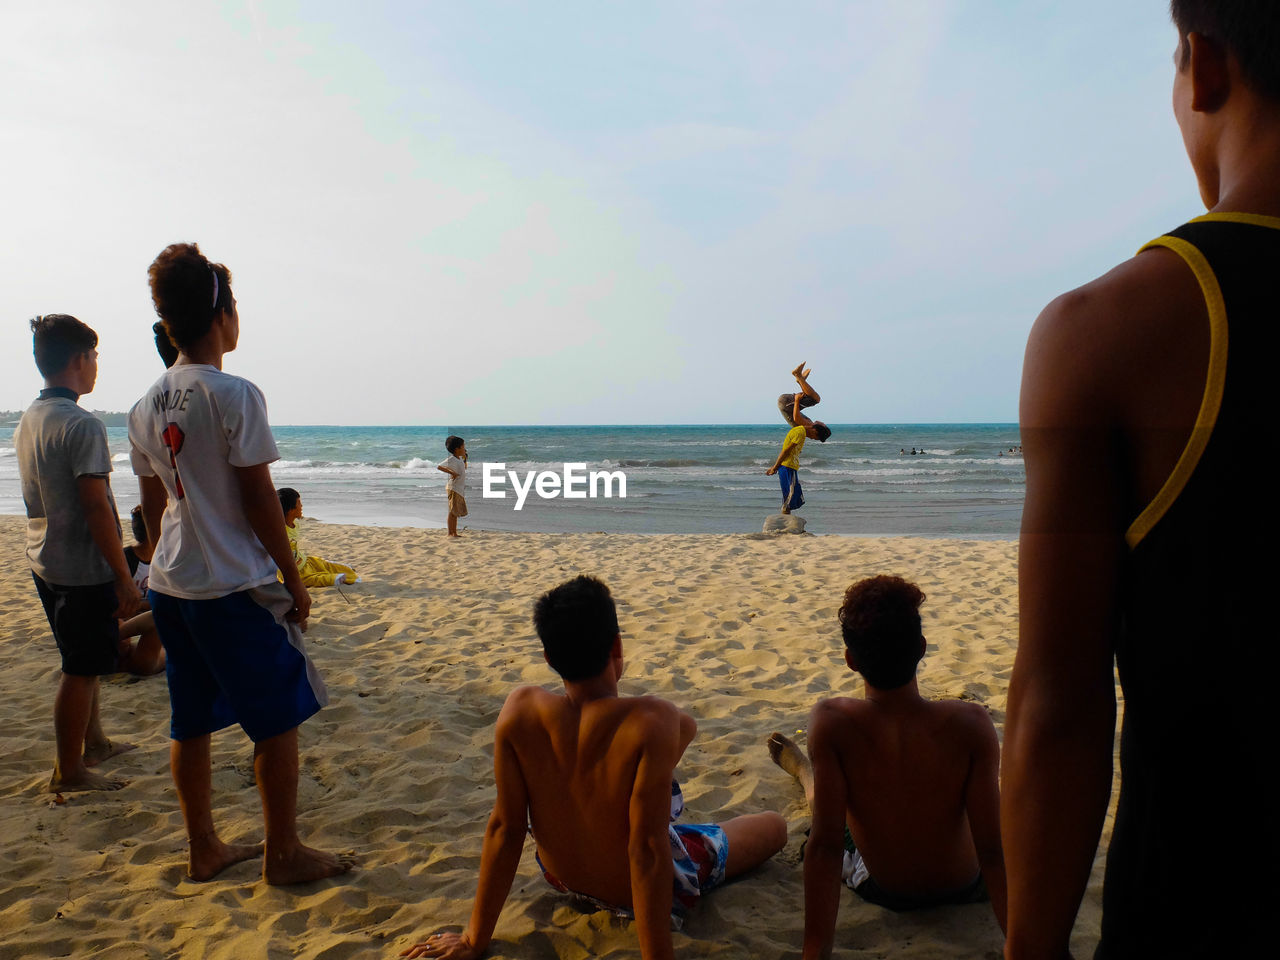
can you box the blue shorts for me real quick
[777,465,805,510]
[149,583,329,742]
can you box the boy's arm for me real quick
[76,476,141,619]
[1002,293,1123,960]
[437,465,459,478]
[627,708,682,960]
[802,701,848,960]
[767,438,799,475]
[233,462,311,626]
[962,708,1007,933]
[401,696,532,959]
[138,474,167,553]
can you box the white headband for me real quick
[210,268,219,309]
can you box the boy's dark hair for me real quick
[278,487,301,514]
[446,435,465,454]
[815,423,833,443]
[129,505,149,545]
[148,242,232,351]
[1171,0,1280,101]
[533,575,620,682]
[30,314,97,378]
[838,575,925,690]
[152,320,179,368]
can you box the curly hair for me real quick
[533,575,620,682]
[838,575,925,690]
[147,242,232,351]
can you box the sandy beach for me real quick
[0,514,1111,959]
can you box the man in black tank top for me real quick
[1003,3,1280,958]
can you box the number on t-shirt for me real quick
[162,422,186,500]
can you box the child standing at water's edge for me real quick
[437,435,468,538]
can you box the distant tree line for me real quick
[1,410,129,426]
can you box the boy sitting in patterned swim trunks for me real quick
[401,575,787,960]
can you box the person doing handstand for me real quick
[767,363,831,513]
[401,575,787,960]
[769,575,1006,958]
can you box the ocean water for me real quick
[0,423,1023,537]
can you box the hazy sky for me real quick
[2,1,1196,425]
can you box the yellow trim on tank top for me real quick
[1125,235,1229,548]
[1190,211,1280,230]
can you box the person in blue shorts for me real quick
[128,242,352,885]
[767,363,831,513]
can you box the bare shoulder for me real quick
[502,684,556,709]
[618,695,688,735]
[1025,247,1204,426]
[809,697,867,742]
[495,685,558,732]
[931,699,998,745]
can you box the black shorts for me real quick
[32,573,120,676]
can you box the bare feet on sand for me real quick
[188,839,265,882]
[84,738,137,767]
[768,732,805,776]
[768,732,815,807]
[49,767,128,792]
[264,843,356,886]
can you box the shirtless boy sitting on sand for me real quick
[769,575,1005,959]
[402,575,787,960]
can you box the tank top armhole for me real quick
[1124,235,1229,549]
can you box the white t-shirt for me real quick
[128,364,281,600]
[438,455,466,494]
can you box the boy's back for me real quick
[401,575,787,960]
[810,694,997,895]
[17,394,120,585]
[128,363,279,598]
[503,685,693,910]
[781,574,1005,959]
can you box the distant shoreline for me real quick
[4,416,1020,429]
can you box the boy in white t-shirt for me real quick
[128,242,351,886]
[436,435,468,538]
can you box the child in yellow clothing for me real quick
[277,487,358,587]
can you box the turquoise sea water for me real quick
[1,423,1022,537]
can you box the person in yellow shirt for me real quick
[277,488,358,587]
[766,364,831,513]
